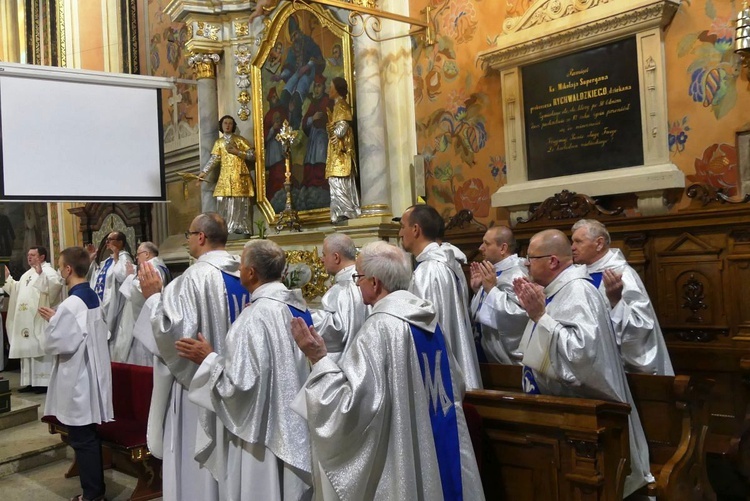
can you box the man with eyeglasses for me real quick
[399,204,482,390]
[110,242,169,366]
[291,241,484,500]
[174,239,314,500]
[469,226,529,365]
[310,233,368,362]
[87,231,133,354]
[513,229,652,497]
[571,219,673,376]
[138,213,246,501]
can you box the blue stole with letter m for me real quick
[221,272,250,323]
[409,322,464,501]
[287,305,314,327]
[94,257,113,301]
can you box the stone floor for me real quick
[0,368,157,500]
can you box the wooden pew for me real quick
[465,389,632,500]
[477,363,715,500]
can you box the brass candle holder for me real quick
[274,120,302,232]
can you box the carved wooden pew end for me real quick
[474,363,715,500]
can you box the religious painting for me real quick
[251,2,356,225]
[0,202,50,280]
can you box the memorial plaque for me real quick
[522,37,643,180]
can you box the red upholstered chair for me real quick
[97,362,153,447]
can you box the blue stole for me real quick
[287,305,314,327]
[93,258,113,301]
[221,272,250,323]
[69,283,100,310]
[473,270,503,363]
[522,294,557,395]
[409,322,463,501]
[588,271,603,289]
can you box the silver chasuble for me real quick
[586,249,674,375]
[311,264,369,362]
[410,242,482,390]
[302,290,484,501]
[472,254,529,365]
[145,250,247,501]
[518,264,653,497]
[188,281,313,501]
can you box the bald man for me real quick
[469,226,529,364]
[513,229,652,497]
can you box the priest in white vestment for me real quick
[139,213,248,501]
[88,231,133,353]
[40,246,113,501]
[514,229,653,497]
[111,242,169,366]
[3,246,63,391]
[571,219,673,375]
[400,204,482,390]
[469,226,529,365]
[311,234,368,362]
[292,241,485,501]
[177,240,313,501]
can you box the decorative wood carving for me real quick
[517,190,623,224]
[444,209,488,232]
[68,203,152,245]
[686,183,750,206]
[672,329,722,343]
[568,438,600,459]
[681,274,708,324]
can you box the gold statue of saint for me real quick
[198,115,255,234]
[325,77,361,223]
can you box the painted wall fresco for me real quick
[146,0,198,142]
[410,0,750,223]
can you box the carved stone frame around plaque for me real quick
[478,0,685,221]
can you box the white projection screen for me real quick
[0,63,172,201]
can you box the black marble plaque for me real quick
[522,37,643,180]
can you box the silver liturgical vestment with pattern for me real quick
[473,254,529,365]
[586,249,674,375]
[188,281,312,500]
[302,290,484,501]
[518,264,652,497]
[311,264,368,362]
[410,242,482,390]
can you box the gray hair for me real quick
[194,212,228,245]
[488,226,517,253]
[324,233,357,261]
[358,241,412,293]
[139,241,159,257]
[243,240,286,282]
[571,219,611,246]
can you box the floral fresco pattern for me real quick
[678,0,742,119]
[668,116,691,155]
[409,0,748,223]
[687,143,739,195]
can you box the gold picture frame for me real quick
[251,2,356,225]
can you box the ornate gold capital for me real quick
[188,52,221,79]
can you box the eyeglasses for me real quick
[184,231,201,239]
[136,250,149,256]
[524,254,553,264]
[352,273,366,285]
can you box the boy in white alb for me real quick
[40,247,114,501]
